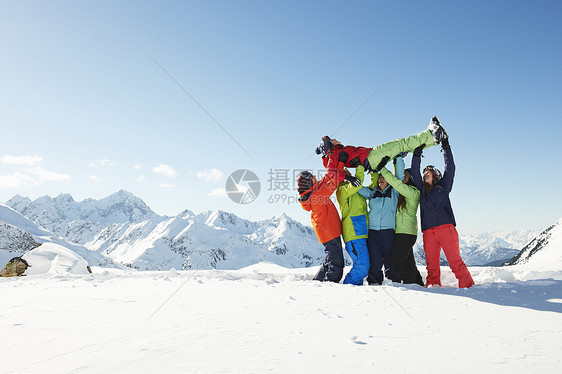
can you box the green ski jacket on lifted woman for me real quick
[336,165,369,242]
[379,166,420,236]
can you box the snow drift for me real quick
[22,243,91,275]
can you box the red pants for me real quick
[423,224,474,288]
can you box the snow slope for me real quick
[5,192,328,270]
[507,218,562,269]
[0,264,560,373]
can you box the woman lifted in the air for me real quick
[316,116,448,175]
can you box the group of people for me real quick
[297,116,474,288]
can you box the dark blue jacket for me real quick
[411,148,456,231]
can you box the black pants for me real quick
[366,229,395,285]
[313,236,344,283]
[391,233,424,286]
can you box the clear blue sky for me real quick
[1,0,560,233]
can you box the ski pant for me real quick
[366,229,395,285]
[313,236,344,283]
[423,224,474,288]
[366,130,436,171]
[391,233,424,286]
[343,239,370,285]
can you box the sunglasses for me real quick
[423,165,436,173]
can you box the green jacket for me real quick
[379,167,420,236]
[336,166,369,242]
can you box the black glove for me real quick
[413,144,425,157]
[348,156,360,167]
[375,156,390,172]
[315,136,332,157]
[441,138,450,150]
[338,151,349,163]
[344,175,361,187]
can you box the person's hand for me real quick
[375,156,390,172]
[394,151,408,159]
[413,144,425,157]
[344,175,361,187]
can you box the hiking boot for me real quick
[427,116,448,144]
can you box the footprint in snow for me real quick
[350,336,367,345]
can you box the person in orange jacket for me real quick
[298,148,358,282]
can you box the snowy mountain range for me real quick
[0,190,554,270]
[3,191,326,270]
[412,228,540,266]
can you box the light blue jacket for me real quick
[358,157,404,231]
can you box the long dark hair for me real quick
[397,171,416,211]
[423,178,437,192]
[423,181,435,192]
[422,166,441,192]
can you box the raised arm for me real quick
[337,166,366,200]
[379,167,419,200]
[410,146,424,191]
[393,156,405,179]
[325,148,346,183]
[316,149,346,198]
[442,147,455,193]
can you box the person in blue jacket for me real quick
[358,155,404,285]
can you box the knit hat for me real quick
[297,171,314,193]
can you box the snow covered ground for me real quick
[1,262,561,373]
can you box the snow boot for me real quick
[315,136,333,157]
[427,116,448,144]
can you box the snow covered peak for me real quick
[197,210,248,230]
[274,213,291,223]
[102,189,137,204]
[6,190,160,227]
[94,190,159,224]
[5,194,32,208]
[507,218,562,269]
[178,209,195,219]
[259,213,313,236]
[54,193,75,203]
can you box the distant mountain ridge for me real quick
[2,191,550,270]
[4,192,325,270]
[411,229,538,266]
